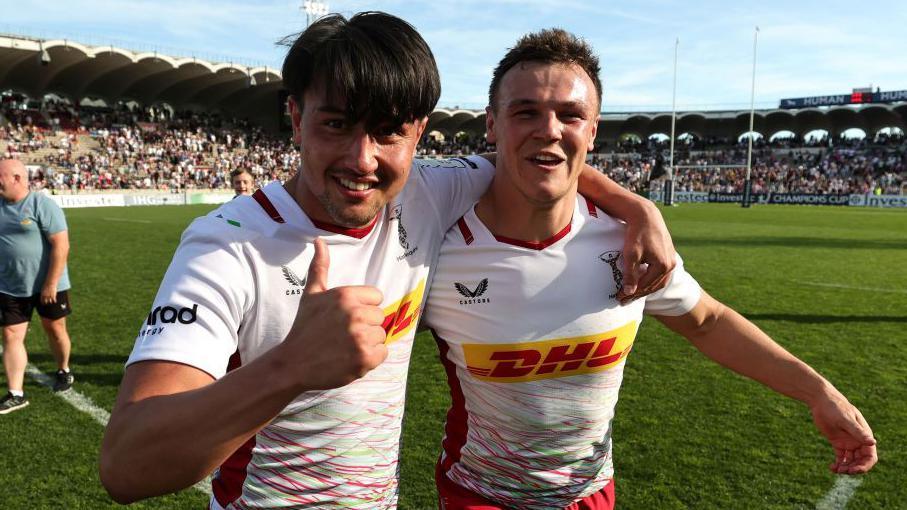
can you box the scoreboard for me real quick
[780,89,907,109]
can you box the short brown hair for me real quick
[489,29,602,111]
[230,169,252,179]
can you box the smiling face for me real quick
[289,87,427,228]
[232,171,253,196]
[487,61,599,207]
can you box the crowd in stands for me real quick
[1,93,904,197]
[592,140,906,196]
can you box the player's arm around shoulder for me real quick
[417,155,495,229]
[575,163,677,302]
[653,292,877,474]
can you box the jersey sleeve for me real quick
[642,254,702,316]
[36,195,68,236]
[126,218,252,379]
[416,155,494,230]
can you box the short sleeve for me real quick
[126,220,252,379]
[37,195,68,235]
[642,254,702,316]
[417,156,494,230]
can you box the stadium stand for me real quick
[0,28,904,198]
[1,94,904,196]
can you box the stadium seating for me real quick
[0,95,904,195]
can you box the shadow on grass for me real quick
[28,353,127,387]
[677,236,907,251]
[746,313,907,324]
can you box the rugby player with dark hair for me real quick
[100,13,678,509]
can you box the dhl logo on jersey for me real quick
[462,321,638,382]
[381,279,425,345]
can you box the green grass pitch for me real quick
[1,203,904,509]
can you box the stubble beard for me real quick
[316,189,383,228]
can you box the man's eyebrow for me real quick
[505,99,591,110]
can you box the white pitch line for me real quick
[20,361,212,496]
[795,281,907,294]
[25,364,110,424]
[103,217,153,224]
[816,475,863,510]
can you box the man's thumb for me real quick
[303,238,330,295]
[619,257,640,298]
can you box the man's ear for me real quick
[485,106,497,144]
[414,116,429,140]
[588,115,600,152]
[289,96,303,146]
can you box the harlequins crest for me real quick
[599,250,623,298]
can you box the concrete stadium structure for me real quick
[2,34,906,143]
[0,34,284,130]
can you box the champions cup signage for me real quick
[707,192,848,206]
[653,191,905,208]
[767,193,849,206]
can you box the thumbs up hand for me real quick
[283,238,388,391]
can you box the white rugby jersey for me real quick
[424,196,701,510]
[127,157,493,510]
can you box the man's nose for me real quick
[344,132,379,174]
[534,111,563,142]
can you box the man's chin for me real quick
[324,203,382,229]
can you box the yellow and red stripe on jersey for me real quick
[461,321,638,383]
[381,279,425,345]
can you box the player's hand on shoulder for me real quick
[282,238,388,390]
[810,389,878,474]
[618,201,677,304]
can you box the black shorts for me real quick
[0,291,72,326]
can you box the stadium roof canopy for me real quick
[428,105,907,146]
[1,33,905,142]
[0,34,284,130]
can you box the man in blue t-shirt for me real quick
[0,159,75,414]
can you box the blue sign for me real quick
[779,90,907,109]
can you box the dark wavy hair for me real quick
[280,11,441,131]
[489,28,602,111]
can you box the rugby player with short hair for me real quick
[99,12,678,509]
[424,29,877,510]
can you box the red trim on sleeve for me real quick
[457,217,474,245]
[212,350,256,508]
[585,196,599,217]
[252,189,285,223]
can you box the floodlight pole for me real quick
[743,26,759,208]
[665,37,679,207]
[303,0,329,27]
